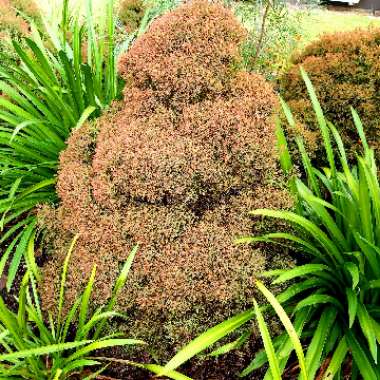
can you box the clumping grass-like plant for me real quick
[242,69,380,379]
[0,239,144,379]
[147,280,307,380]
[151,69,380,380]
[0,0,121,290]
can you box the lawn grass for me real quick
[35,1,380,42]
[297,7,380,45]
[36,0,107,22]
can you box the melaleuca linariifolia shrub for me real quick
[38,0,293,361]
[281,28,380,163]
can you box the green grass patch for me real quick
[297,8,380,46]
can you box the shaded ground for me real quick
[0,270,23,312]
[99,340,266,380]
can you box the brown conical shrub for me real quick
[281,28,380,163]
[39,0,292,362]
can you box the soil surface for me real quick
[99,341,266,380]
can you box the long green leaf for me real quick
[0,341,92,362]
[254,299,281,380]
[256,281,309,380]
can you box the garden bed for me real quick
[1,0,380,379]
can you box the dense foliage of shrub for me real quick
[158,72,380,380]
[38,0,292,359]
[281,28,380,162]
[116,0,181,53]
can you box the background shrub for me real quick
[235,0,304,80]
[0,0,28,35]
[0,0,40,60]
[38,0,293,362]
[0,0,40,34]
[281,28,380,162]
[118,0,147,33]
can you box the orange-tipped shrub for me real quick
[39,0,292,359]
[281,29,380,161]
